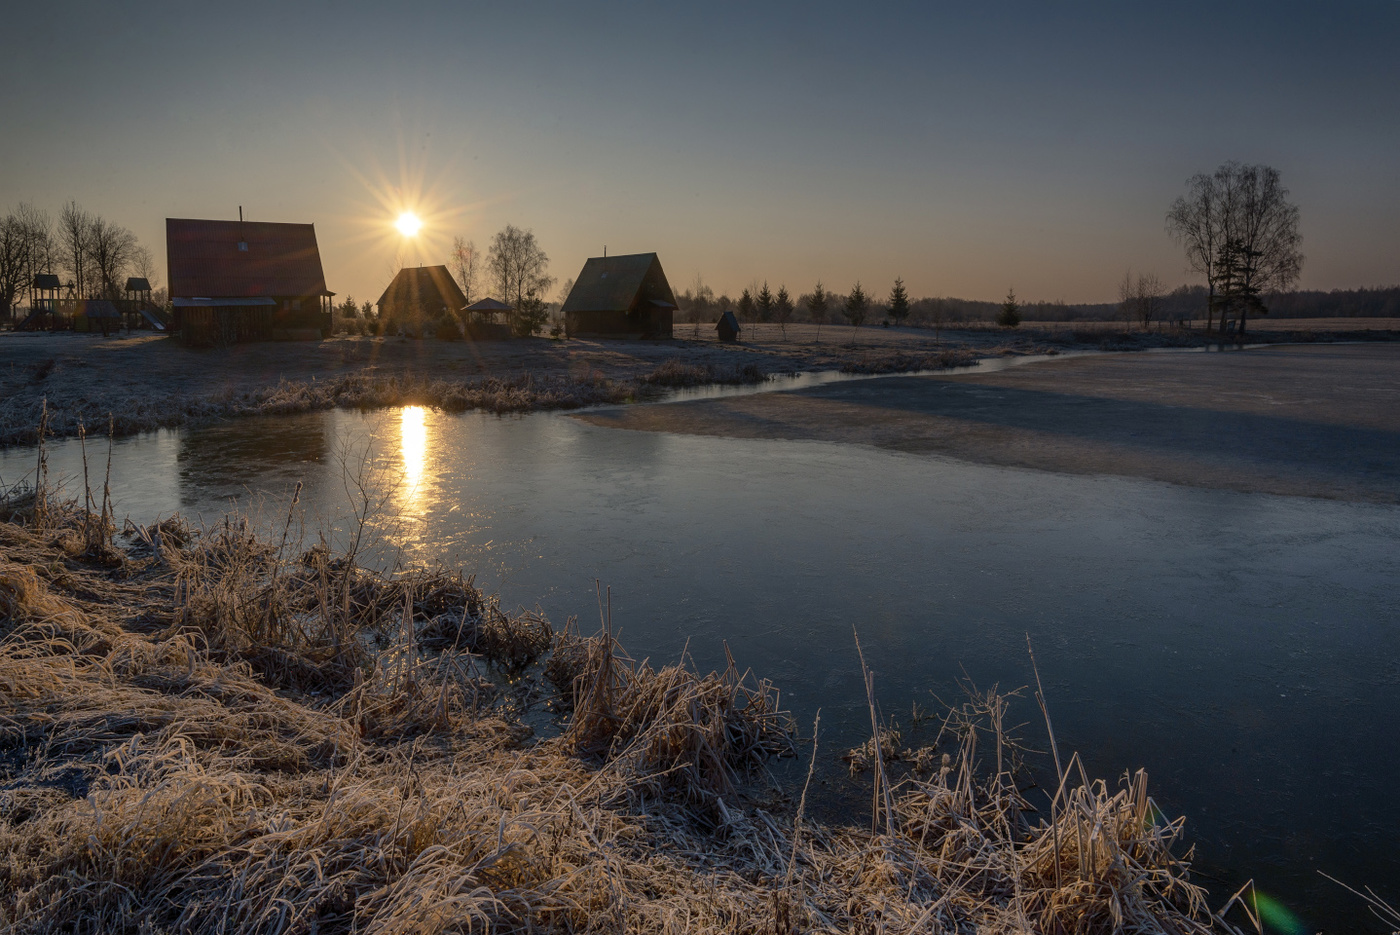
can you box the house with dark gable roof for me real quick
[166,217,333,345]
[561,253,676,339]
[376,266,467,336]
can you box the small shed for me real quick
[377,266,467,337]
[716,310,741,343]
[561,252,676,339]
[461,298,514,340]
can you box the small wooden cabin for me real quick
[716,310,741,342]
[166,217,333,346]
[377,266,467,337]
[561,253,676,339]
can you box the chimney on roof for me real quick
[237,206,248,252]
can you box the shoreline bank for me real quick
[3,325,1393,448]
[577,343,1400,504]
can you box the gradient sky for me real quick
[3,1,1397,305]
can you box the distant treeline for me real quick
[677,282,1400,325]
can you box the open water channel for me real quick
[3,372,1397,932]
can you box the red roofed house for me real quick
[166,217,334,345]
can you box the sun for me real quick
[395,212,422,237]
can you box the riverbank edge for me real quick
[0,492,1245,934]
[4,326,1394,449]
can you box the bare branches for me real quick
[1167,162,1303,334]
[449,236,480,305]
[1119,270,1164,329]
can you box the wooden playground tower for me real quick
[17,273,168,333]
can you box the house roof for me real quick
[464,297,512,312]
[561,253,673,314]
[376,266,467,316]
[717,310,741,331]
[166,218,329,299]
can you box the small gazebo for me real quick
[462,298,513,340]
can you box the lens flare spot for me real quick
[1251,891,1306,935]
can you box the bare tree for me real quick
[16,204,55,302]
[487,225,554,335]
[59,201,92,297]
[1118,271,1138,329]
[487,226,551,307]
[1219,164,1302,335]
[1168,161,1302,335]
[450,236,481,305]
[0,212,31,320]
[685,273,713,324]
[1118,271,1164,330]
[87,216,138,299]
[927,297,947,344]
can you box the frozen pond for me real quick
[3,396,1397,931]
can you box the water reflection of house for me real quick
[561,252,676,339]
[376,266,467,337]
[166,217,334,346]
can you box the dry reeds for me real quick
[0,495,1245,934]
[639,360,766,387]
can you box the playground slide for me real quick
[138,308,167,331]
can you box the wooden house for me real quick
[166,217,333,346]
[376,266,467,337]
[561,253,676,339]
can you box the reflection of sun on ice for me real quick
[401,406,427,498]
[395,212,422,237]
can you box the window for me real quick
[237,241,248,252]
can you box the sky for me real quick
[2,1,1398,305]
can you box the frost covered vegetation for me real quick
[0,476,1278,934]
[0,370,635,447]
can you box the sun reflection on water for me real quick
[401,406,427,508]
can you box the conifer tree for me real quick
[774,285,793,339]
[807,281,829,343]
[997,288,1021,328]
[737,288,755,322]
[843,281,868,344]
[756,281,774,323]
[888,277,909,326]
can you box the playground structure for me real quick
[14,273,169,333]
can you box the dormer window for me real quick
[237,241,248,252]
